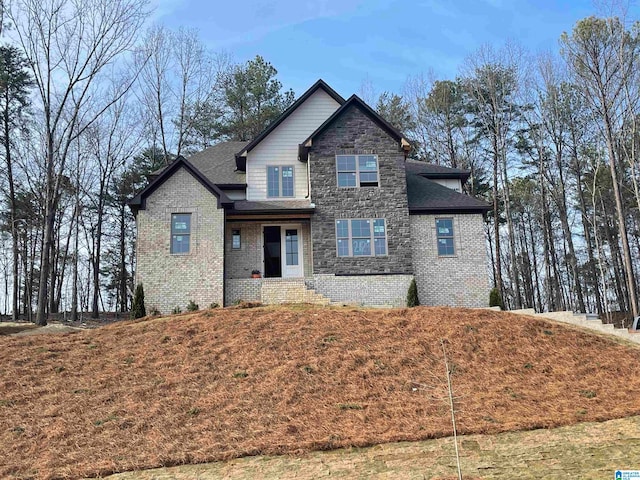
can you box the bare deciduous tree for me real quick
[8,0,149,325]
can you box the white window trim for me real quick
[335,154,380,188]
[267,165,295,198]
[335,218,388,257]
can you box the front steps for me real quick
[509,309,640,345]
[260,278,331,306]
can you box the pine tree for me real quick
[407,279,419,307]
[130,284,146,319]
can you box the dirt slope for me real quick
[1,305,640,479]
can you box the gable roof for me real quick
[298,95,411,162]
[406,172,491,214]
[405,159,471,183]
[128,156,232,214]
[234,79,345,169]
[150,141,248,186]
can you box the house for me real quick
[129,80,491,312]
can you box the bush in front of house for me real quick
[407,278,419,307]
[489,287,503,309]
[186,300,199,312]
[130,284,146,319]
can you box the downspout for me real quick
[222,208,227,307]
[305,152,311,200]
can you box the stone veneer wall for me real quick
[309,104,413,275]
[225,221,312,278]
[135,167,224,313]
[410,214,489,307]
[310,274,413,307]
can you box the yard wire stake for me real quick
[441,338,462,480]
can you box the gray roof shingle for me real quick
[147,142,488,215]
[152,142,248,186]
[405,159,471,181]
[406,172,491,213]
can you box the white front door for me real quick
[281,226,303,278]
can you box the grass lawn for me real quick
[106,415,640,479]
[1,305,640,479]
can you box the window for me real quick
[267,166,295,197]
[171,213,191,254]
[336,155,379,187]
[335,219,387,257]
[436,218,455,256]
[232,229,241,249]
[285,229,299,266]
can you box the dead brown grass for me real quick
[1,306,640,479]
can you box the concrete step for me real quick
[532,310,640,345]
[509,308,536,316]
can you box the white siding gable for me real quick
[246,89,341,200]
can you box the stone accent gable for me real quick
[308,104,413,275]
[135,167,224,313]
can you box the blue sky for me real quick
[155,0,637,98]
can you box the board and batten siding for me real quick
[246,89,341,200]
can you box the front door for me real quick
[263,225,304,278]
[282,227,303,278]
[263,226,281,278]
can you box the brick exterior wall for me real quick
[225,278,329,306]
[225,279,261,305]
[225,221,312,278]
[410,214,490,307]
[135,167,225,313]
[309,104,413,275]
[310,274,413,307]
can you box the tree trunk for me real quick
[492,137,503,304]
[501,150,522,309]
[4,87,19,321]
[71,203,79,322]
[602,109,639,317]
[119,203,128,312]
[92,187,105,319]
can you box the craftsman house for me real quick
[129,80,491,311]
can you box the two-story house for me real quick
[129,80,491,311]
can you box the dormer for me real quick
[405,160,470,193]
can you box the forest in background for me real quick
[1,0,639,325]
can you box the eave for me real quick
[298,95,411,162]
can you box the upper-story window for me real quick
[336,218,387,257]
[267,166,295,197]
[436,218,455,256]
[336,155,379,188]
[171,213,191,254]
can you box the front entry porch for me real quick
[225,219,312,280]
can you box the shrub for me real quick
[209,302,219,309]
[149,306,160,316]
[130,284,146,319]
[186,300,199,312]
[172,306,182,314]
[406,278,419,307]
[489,287,503,309]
